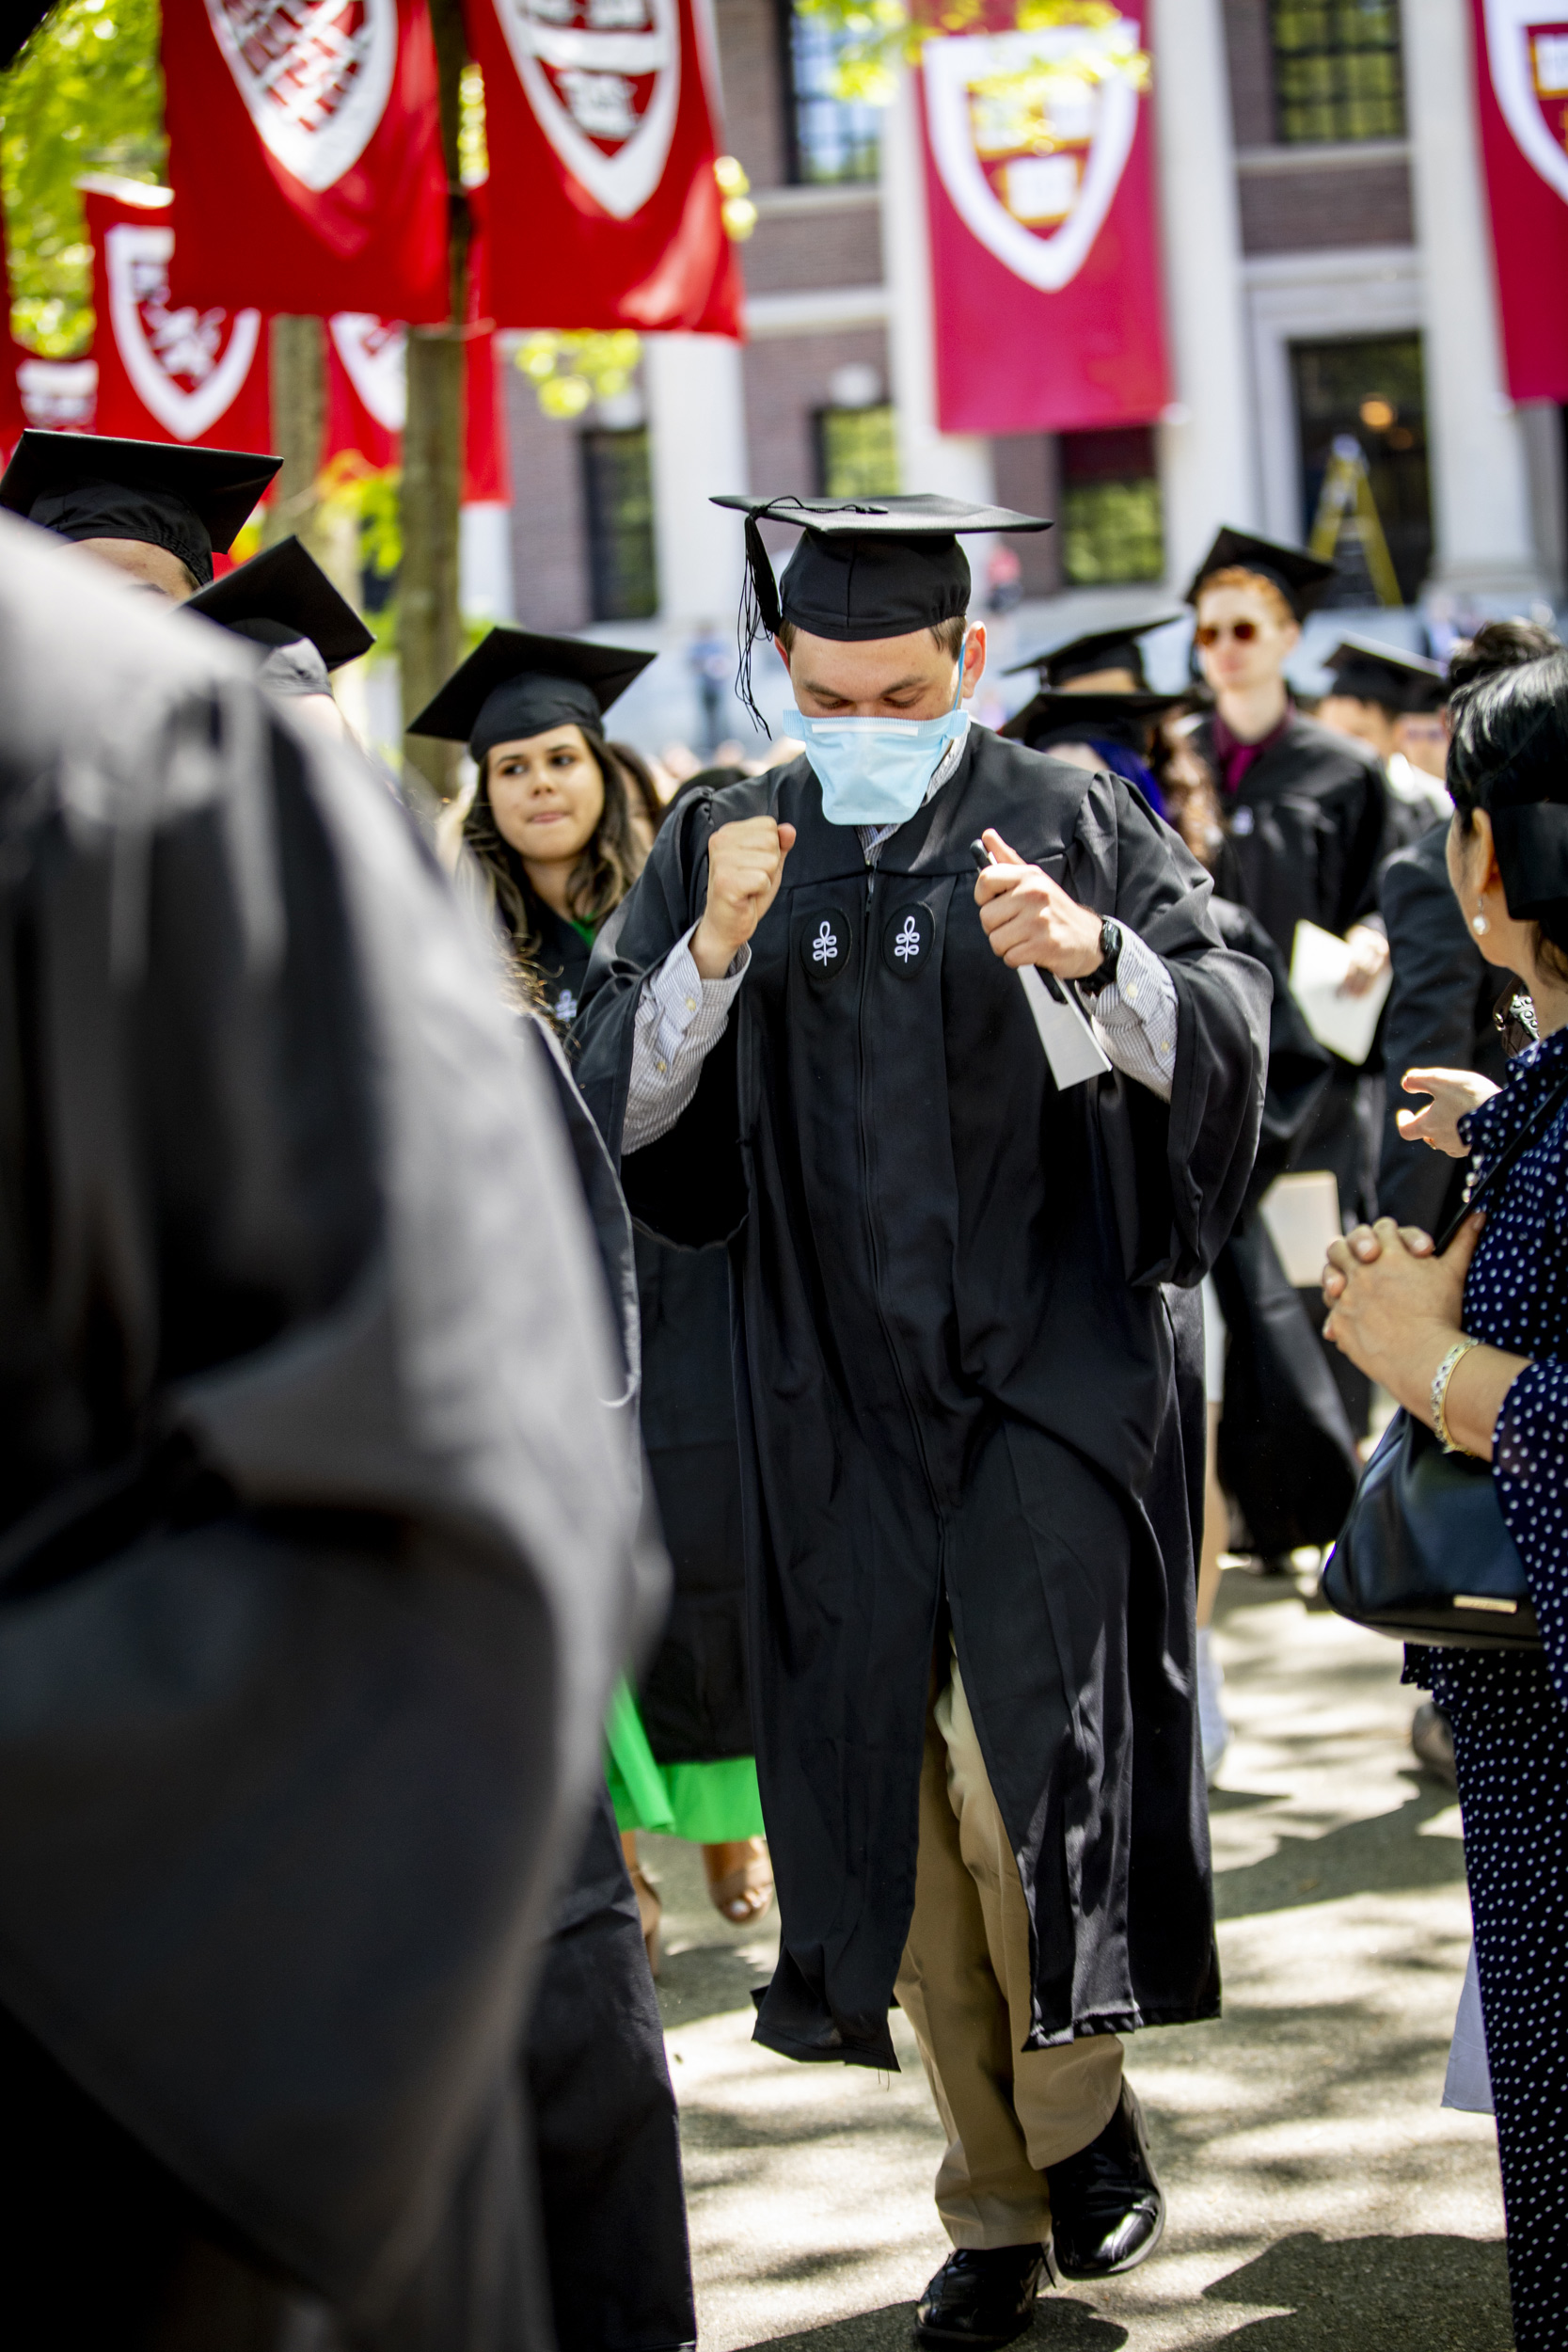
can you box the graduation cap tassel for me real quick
[736,516,783,738]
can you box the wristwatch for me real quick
[1083,917,1123,996]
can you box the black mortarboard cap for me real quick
[1184,525,1336,620]
[0,429,281,588]
[1323,632,1447,713]
[1006,612,1180,691]
[1001,686,1185,753]
[712,493,1051,728]
[186,537,374,676]
[407,628,657,765]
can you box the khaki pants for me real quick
[895,1649,1123,2249]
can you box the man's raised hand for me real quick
[692,817,798,979]
[973,825,1103,977]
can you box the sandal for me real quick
[621,1831,662,1976]
[703,1836,774,1926]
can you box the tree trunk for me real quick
[400,0,471,800]
[261,315,325,553]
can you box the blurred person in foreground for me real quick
[0,512,646,2347]
[577,491,1269,2347]
[1375,620,1556,1788]
[1323,644,1568,2352]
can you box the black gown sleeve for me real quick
[575,783,768,1248]
[1376,831,1510,1232]
[1068,773,1270,1289]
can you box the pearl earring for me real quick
[1473,913,1490,935]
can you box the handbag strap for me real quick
[1435,1058,1568,1253]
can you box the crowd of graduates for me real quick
[3,417,1568,2352]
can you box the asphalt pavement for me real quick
[642,1562,1513,2352]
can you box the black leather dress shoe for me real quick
[1043,2082,1165,2280]
[913,2244,1051,2348]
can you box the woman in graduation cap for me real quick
[412,629,775,1938]
[575,492,1269,2348]
[0,427,279,598]
[409,627,702,2352]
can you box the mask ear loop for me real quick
[736,515,782,738]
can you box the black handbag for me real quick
[1321,1065,1568,1649]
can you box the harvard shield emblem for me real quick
[329,313,408,431]
[202,0,399,193]
[1484,0,1568,205]
[923,18,1142,293]
[490,0,681,220]
[104,223,262,442]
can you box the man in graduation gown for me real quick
[0,510,650,2348]
[186,531,375,732]
[1315,634,1451,848]
[576,495,1268,2348]
[1186,528,1392,1438]
[0,425,279,598]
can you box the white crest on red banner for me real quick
[202,0,399,194]
[924,20,1140,293]
[329,312,408,429]
[490,0,681,220]
[105,224,262,441]
[1484,0,1568,206]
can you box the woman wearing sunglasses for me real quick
[1185,530,1395,1446]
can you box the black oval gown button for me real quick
[800,910,852,980]
[882,902,934,977]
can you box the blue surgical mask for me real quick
[785,674,970,827]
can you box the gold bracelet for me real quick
[1432,1336,1481,1455]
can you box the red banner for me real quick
[324,313,510,502]
[161,0,448,325]
[465,0,743,335]
[1470,0,1568,401]
[86,185,272,451]
[920,14,1168,434]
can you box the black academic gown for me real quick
[1376,823,1512,1235]
[1193,711,1387,964]
[635,1237,752,1764]
[0,519,645,2349]
[576,727,1269,2065]
[1206,904,1360,1556]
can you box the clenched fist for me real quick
[973,826,1103,977]
[692,816,798,979]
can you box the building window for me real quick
[1291,335,1430,605]
[1059,426,1164,586]
[781,0,881,184]
[580,425,657,622]
[1270,0,1405,145]
[816,402,900,499]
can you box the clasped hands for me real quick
[1322,1212,1524,1462]
[689,818,1101,981]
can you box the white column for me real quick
[642,332,751,628]
[1149,0,1257,590]
[880,70,996,508]
[460,503,516,622]
[1401,0,1545,600]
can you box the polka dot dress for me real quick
[1405,1024,1568,2352]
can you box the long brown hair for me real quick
[461,729,646,967]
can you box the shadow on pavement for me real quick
[1196,2230,1512,2347]
[1213,1783,1468,1921]
[736,2297,1128,2350]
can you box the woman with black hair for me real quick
[1323,640,1568,2352]
[417,635,774,1958]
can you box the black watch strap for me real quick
[1084,917,1123,996]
